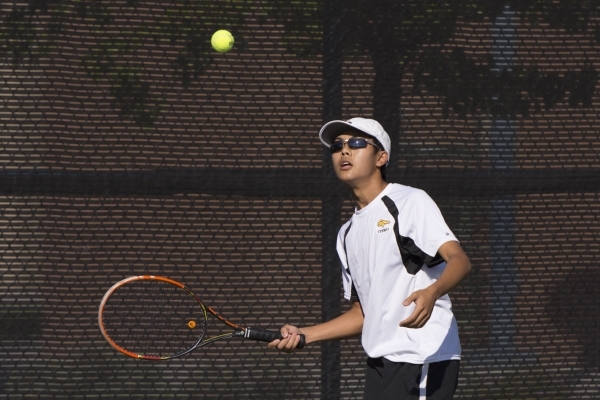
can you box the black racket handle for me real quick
[244,327,306,349]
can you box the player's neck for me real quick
[349,178,388,210]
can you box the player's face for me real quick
[331,130,387,185]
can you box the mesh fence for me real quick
[1,1,600,399]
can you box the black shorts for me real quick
[364,357,459,400]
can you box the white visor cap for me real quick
[318,117,391,159]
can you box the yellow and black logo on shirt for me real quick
[377,219,390,233]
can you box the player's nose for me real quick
[341,141,351,154]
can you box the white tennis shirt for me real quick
[337,183,462,363]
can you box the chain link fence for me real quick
[1,1,599,399]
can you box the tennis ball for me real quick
[211,30,234,53]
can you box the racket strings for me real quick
[101,280,207,358]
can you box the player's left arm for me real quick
[399,240,471,328]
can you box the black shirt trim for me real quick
[381,195,444,275]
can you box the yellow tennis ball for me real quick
[211,30,234,53]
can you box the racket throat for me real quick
[233,330,246,338]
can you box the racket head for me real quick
[98,275,208,360]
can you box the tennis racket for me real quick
[98,275,305,360]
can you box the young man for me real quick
[268,118,471,400]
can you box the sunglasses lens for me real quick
[330,138,370,153]
[330,141,344,153]
[348,138,368,149]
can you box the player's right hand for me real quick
[267,324,304,353]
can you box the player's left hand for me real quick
[399,287,437,328]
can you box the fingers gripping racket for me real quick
[98,275,305,360]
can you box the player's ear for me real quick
[376,151,389,167]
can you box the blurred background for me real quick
[1,1,599,399]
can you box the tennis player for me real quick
[268,118,472,399]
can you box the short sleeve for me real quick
[406,190,457,259]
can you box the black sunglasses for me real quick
[330,138,381,153]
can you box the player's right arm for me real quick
[267,301,363,353]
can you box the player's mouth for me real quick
[339,160,352,170]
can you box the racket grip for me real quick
[245,327,306,349]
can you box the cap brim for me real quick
[319,120,366,147]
